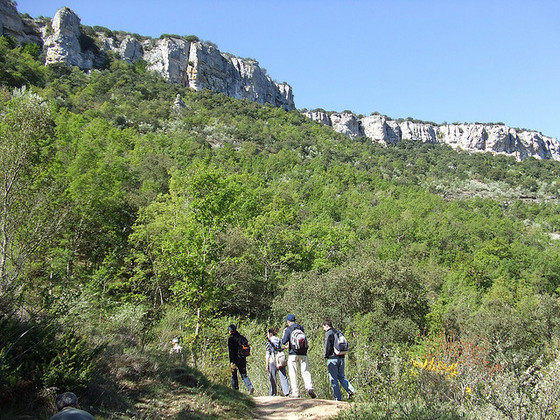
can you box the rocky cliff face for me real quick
[44,7,94,69]
[303,111,560,161]
[1,0,559,160]
[142,38,294,110]
[0,0,21,39]
[0,0,41,43]
[0,1,295,110]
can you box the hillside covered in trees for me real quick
[1,35,560,419]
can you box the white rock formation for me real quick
[120,36,143,63]
[329,113,362,138]
[304,110,560,161]
[44,7,93,69]
[35,3,295,110]
[0,0,294,110]
[2,0,558,159]
[0,0,41,43]
[143,37,191,84]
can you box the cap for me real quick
[228,324,237,332]
[286,314,296,322]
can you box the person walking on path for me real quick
[266,327,291,397]
[281,314,316,398]
[49,392,95,420]
[323,319,355,401]
[228,324,255,394]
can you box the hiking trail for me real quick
[253,395,349,419]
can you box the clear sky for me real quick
[15,0,560,139]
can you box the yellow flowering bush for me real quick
[411,355,474,405]
[410,332,500,406]
[411,357,459,379]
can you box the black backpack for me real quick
[238,334,251,357]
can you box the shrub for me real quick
[41,331,100,391]
[480,350,560,419]
[92,25,113,38]
[0,318,100,403]
[78,25,100,54]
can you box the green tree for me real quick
[127,168,261,359]
[0,90,62,310]
[0,36,45,88]
[50,112,137,281]
[274,252,429,344]
[245,196,307,295]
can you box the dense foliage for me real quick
[1,36,560,418]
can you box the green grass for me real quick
[87,360,255,420]
[1,353,255,420]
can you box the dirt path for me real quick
[253,396,349,420]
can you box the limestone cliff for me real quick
[142,38,294,110]
[0,0,40,43]
[1,0,559,160]
[44,7,94,69]
[0,0,21,39]
[0,1,294,110]
[303,111,560,161]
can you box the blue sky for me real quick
[16,0,560,139]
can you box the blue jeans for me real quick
[232,361,253,392]
[327,357,355,401]
[268,360,290,396]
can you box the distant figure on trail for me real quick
[281,314,316,398]
[227,324,255,394]
[265,327,290,397]
[322,319,355,401]
[49,392,95,420]
[169,337,183,354]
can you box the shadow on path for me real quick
[253,396,347,420]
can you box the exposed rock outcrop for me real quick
[2,0,559,160]
[141,37,294,110]
[0,0,294,110]
[119,36,143,63]
[0,0,22,38]
[44,7,93,68]
[0,0,41,43]
[303,110,560,161]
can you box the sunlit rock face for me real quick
[303,110,560,161]
[2,0,558,158]
[34,3,295,110]
[44,7,93,69]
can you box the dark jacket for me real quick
[228,331,246,364]
[324,327,344,359]
[49,407,95,420]
[281,323,307,356]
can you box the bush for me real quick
[78,25,100,54]
[41,331,100,391]
[0,317,100,404]
[333,402,465,420]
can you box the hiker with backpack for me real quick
[265,327,291,397]
[227,324,255,394]
[322,319,355,401]
[281,314,317,398]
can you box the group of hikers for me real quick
[46,314,353,419]
[228,314,355,401]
